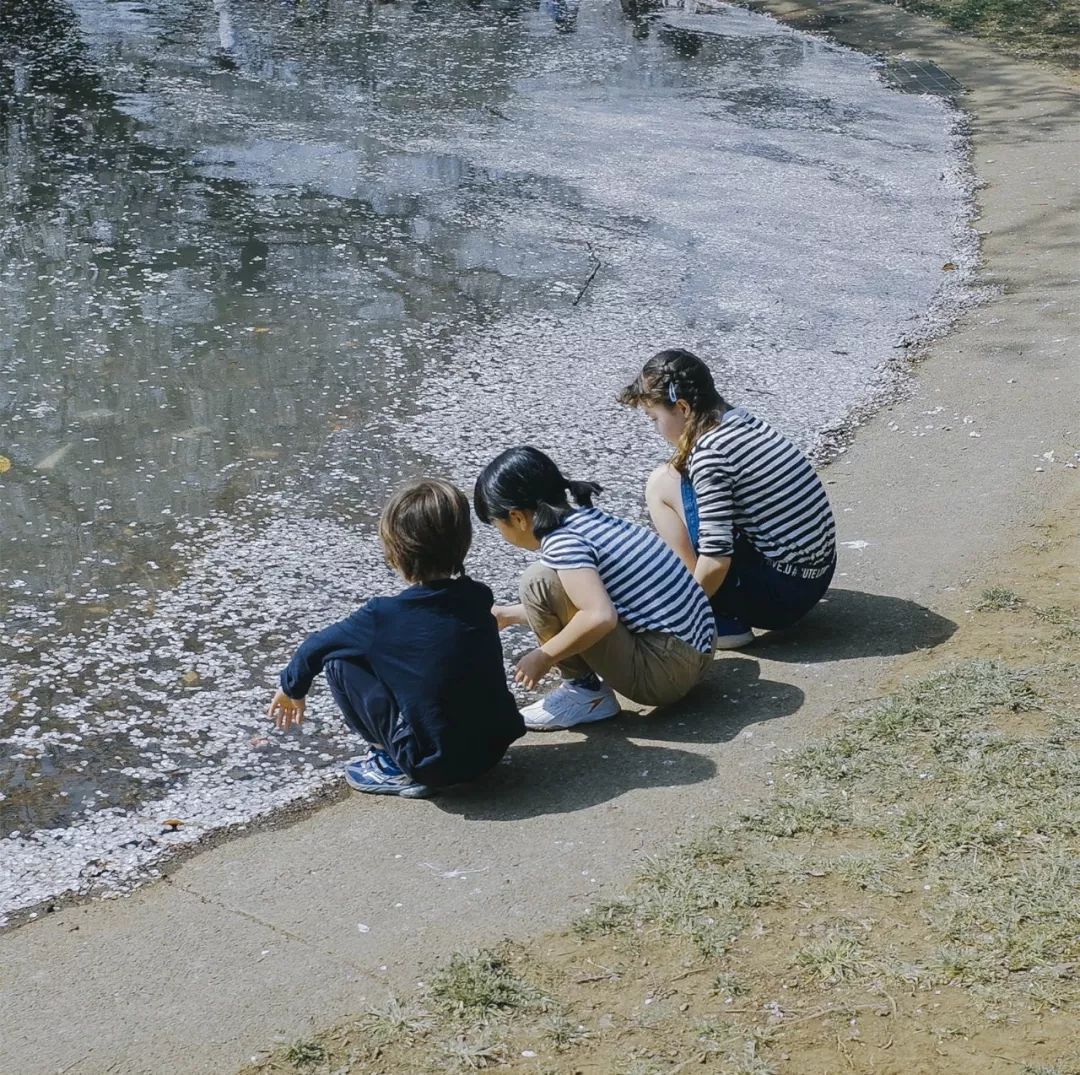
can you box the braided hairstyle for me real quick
[617,348,727,473]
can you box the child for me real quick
[473,446,715,731]
[266,478,524,797]
[618,348,836,648]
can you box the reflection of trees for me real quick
[0,0,548,597]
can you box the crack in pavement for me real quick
[162,876,381,982]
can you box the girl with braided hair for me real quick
[474,446,715,731]
[619,349,836,647]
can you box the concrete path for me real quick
[2,5,1077,1073]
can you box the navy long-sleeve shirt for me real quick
[279,577,523,786]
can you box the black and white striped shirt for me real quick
[541,508,716,654]
[688,408,836,570]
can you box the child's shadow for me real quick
[434,658,802,821]
[612,656,805,744]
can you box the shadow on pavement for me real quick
[752,588,957,663]
[436,737,715,820]
[614,654,805,743]
[435,657,801,819]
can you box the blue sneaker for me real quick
[714,617,754,650]
[344,750,433,798]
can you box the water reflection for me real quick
[540,0,580,33]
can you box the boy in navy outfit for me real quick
[267,478,524,797]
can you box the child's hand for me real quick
[492,603,527,631]
[515,648,554,690]
[267,687,306,731]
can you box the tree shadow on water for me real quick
[433,658,801,821]
[752,588,957,664]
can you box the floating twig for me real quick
[573,243,602,306]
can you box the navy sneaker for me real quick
[714,617,754,650]
[344,750,433,798]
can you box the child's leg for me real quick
[519,563,711,706]
[324,658,397,750]
[518,562,595,681]
[645,463,697,572]
[711,534,835,630]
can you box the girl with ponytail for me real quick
[474,446,715,730]
[619,349,836,647]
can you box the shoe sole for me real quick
[344,774,434,798]
[714,632,755,650]
[523,710,619,732]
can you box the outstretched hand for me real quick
[492,603,528,631]
[267,687,306,731]
[514,648,554,691]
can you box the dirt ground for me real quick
[243,499,1079,1075]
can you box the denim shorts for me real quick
[681,477,834,631]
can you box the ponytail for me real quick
[474,447,602,539]
[566,479,602,507]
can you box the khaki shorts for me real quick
[519,562,713,708]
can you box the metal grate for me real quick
[882,58,965,97]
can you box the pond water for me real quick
[0,0,973,923]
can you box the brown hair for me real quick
[379,478,472,582]
[617,348,727,473]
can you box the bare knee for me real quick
[646,462,681,508]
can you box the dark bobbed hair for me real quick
[473,446,602,540]
[617,348,727,472]
[379,478,472,582]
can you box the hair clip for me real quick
[667,381,679,404]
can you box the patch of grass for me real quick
[1036,605,1080,641]
[358,995,433,1046]
[930,946,1001,986]
[572,897,637,938]
[438,1032,509,1070]
[894,0,1080,66]
[697,1023,779,1075]
[282,1039,328,1068]
[745,792,852,836]
[575,847,778,956]
[796,931,875,984]
[541,1014,591,1050]
[829,852,901,895]
[977,586,1025,611]
[723,1043,778,1075]
[710,970,749,998]
[429,949,548,1018]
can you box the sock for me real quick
[568,672,602,692]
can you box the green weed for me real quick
[977,586,1024,611]
[283,1039,327,1068]
[429,950,549,1018]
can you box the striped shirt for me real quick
[688,407,836,570]
[541,508,716,654]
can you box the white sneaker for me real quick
[714,616,755,650]
[521,681,621,731]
